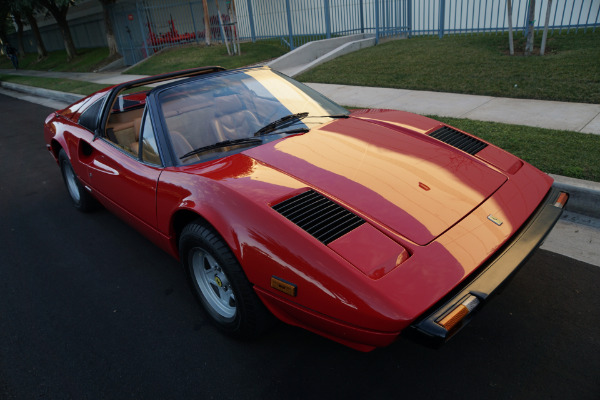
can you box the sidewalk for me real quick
[2,67,600,134]
[306,83,600,135]
[0,68,146,85]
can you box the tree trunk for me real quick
[524,0,536,56]
[540,0,553,56]
[57,14,78,61]
[100,1,120,57]
[13,12,26,57]
[0,7,8,50]
[39,0,78,61]
[25,11,48,59]
[0,31,8,51]
[202,0,211,46]
[507,0,514,55]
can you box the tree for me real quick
[0,0,12,47]
[524,0,536,56]
[11,10,25,56]
[507,0,514,55]
[24,10,47,59]
[98,0,119,57]
[12,0,48,59]
[540,0,553,56]
[37,0,78,61]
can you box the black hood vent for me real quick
[272,190,365,245]
[429,126,487,155]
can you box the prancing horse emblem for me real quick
[487,214,503,226]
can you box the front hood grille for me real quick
[272,190,364,245]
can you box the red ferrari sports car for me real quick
[44,66,568,351]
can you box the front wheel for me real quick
[58,149,96,212]
[180,221,273,338]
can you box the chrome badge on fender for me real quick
[487,214,503,226]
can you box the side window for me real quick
[104,91,146,157]
[139,112,161,166]
[79,97,104,132]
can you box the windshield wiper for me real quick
[304,114,350,119]
[179,137,262,159]
[253,112,309,137]
[275,128,310,135]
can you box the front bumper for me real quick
[406,186,568,346]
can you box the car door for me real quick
[85,108,162,230]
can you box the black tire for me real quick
[58,149,96,212]
[180,221,273,338]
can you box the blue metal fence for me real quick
[238,0,600,48]
[235,0,600,48]
[112,0,600,65]
[234,0,413,47]
[427,0,600,37]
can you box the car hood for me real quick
[244,114,507,245]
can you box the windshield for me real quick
[157,68,348,164]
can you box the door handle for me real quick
[79,139,94,157]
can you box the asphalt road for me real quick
[1,94,598,400]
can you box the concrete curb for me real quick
[0,81,84,104]
[551,175,600,219]
[2,80,598,219]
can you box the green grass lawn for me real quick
[0,47,112,72]
[298,30,600,104]
[0,74,108,95]
[124,39,287,75]
[433,116,600,182]
[0,39,286,75]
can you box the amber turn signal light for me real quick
[554,192,569,208]
[437,295,480,332]
[271,276,297,297]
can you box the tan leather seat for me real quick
[170,131,200,163]
[129,117,143,155]
[212,95,260,142]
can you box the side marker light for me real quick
[554,192,569,208]
[271,276,297,297]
